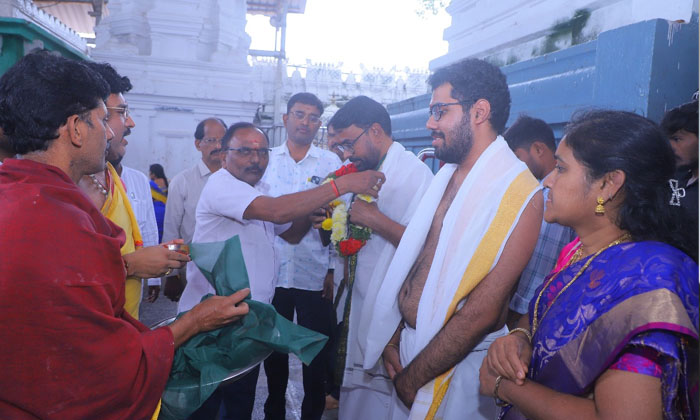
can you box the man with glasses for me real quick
[325,96,433,420]
[179,122,385,419]
[364,58,542,419]
[163,117,228,301]
[326,122,347,163]
[78,61,177,319]
[260,92,346,420]
[0,50,250,420]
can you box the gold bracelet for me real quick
[494,375,510,407]
[508,327,532,343]
[386,343,399,350]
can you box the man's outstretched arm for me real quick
[244,170,385,224]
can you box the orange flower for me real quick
[339,238,365,256]
[334,163,358,177]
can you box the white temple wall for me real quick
[431,0,698,69]
[91,0,260,179]
[83,0,431,177]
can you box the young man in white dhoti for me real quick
[363,58,543,420]
[325,96,434,419]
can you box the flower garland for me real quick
[320,163,374,256]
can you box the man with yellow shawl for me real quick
[79,62,185,319]
[363,58,543,419]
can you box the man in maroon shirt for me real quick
[0,51,249,419]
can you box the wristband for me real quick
[494,375,510,407]
[330,179,340,197]
[508,327,532,343]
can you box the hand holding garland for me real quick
[349,198,406,248]
[319,163,381,256]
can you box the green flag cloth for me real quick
[159,236,328,420]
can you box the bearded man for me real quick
[364,58,543,419]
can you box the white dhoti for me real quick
[364,137,541,419]
[338,142,434,420]
[387,325,507,420]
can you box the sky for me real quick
[246,0,451,74]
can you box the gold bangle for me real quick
[494,375,510,407]
[386,343,399,350]
[508,327,532,343]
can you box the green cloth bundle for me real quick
[159,236,328,420]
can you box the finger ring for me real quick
[165,268,172,276]
[372,185,379,191]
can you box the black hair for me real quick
[427,58,511,134]
[286,92,323,115]
[194,118,227,140]
[221,122,269,149]
[661,100,698,136]
[149,163,168,188]
[0,128,14,156]
[328,95,392,136]
[83,61,132,94]
[565,109,697,259]
[0,50,110,154]
[504,115,555,152]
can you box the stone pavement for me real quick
[140,289,339,420]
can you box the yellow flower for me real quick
[331,222,346,242]
[357,194,374,203]
[321,218,333,231]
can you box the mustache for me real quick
[431,130,445,139]
[244,165,263,173]
[123,128,131,137]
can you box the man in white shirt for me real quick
[261,93,342,420]
[325,96,434,419]
[162,118,227,301]
[178,122,386,420]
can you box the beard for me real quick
[350,141,381,171]
[434,114,473,164]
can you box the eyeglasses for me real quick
[222,147,272,157]
[333,127,369,155]
[200,137,221,145]
[106,106,130,119]
[428,101,469,122]
[290,110,322,124]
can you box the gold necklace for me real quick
[531,233,631,335]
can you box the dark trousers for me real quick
[325,320,341,400]
[263,287,335,420]
[187,365,260,420]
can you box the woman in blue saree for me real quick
[149,163,168,242]
[480,110,698,420]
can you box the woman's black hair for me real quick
[149,163,168,188]
[565,109,697,260]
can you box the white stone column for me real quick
[91,0,261,176]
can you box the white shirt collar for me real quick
[197,159,214,177]
[275,141,321,162]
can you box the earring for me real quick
[595,197,605,215]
